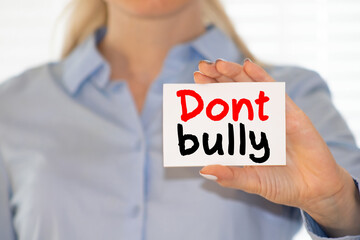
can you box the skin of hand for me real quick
[194,59,360,237]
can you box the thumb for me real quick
[200,165,261,194]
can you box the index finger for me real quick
[243,60,275,82]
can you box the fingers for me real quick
[198,60,220,79]
[198,58,275,83]
[194,71,217,84]
[196,58,312,142]
[239,60,309,135]
[198,60,234,83]
[197,59,254,83]
[215,60,253,82]
[243,60,274,82]
[200,165,260,195]
[240,61,323,151]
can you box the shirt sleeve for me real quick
[0,150,16,240]
[281,67,360,240]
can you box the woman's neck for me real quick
[98,1,205,83]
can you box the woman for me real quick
[0,0,359,239]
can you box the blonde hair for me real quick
[60,0,256,63]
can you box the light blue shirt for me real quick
[1,25,360,240]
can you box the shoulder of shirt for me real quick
[265,64,330,99]
[0,62,61,101]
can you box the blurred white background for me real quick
[0,0,359,239]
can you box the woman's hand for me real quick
[194,59,360,237]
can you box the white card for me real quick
[163,82,285,167]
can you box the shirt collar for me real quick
[61,28,110,95]
[60,25,243,94]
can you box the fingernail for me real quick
[243,58,253,64]
[215,58,227,63]
[199,172,218,181]
[199,60,213,65]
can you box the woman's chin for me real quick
[107,0,195,19]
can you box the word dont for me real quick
[176,89,270,122]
